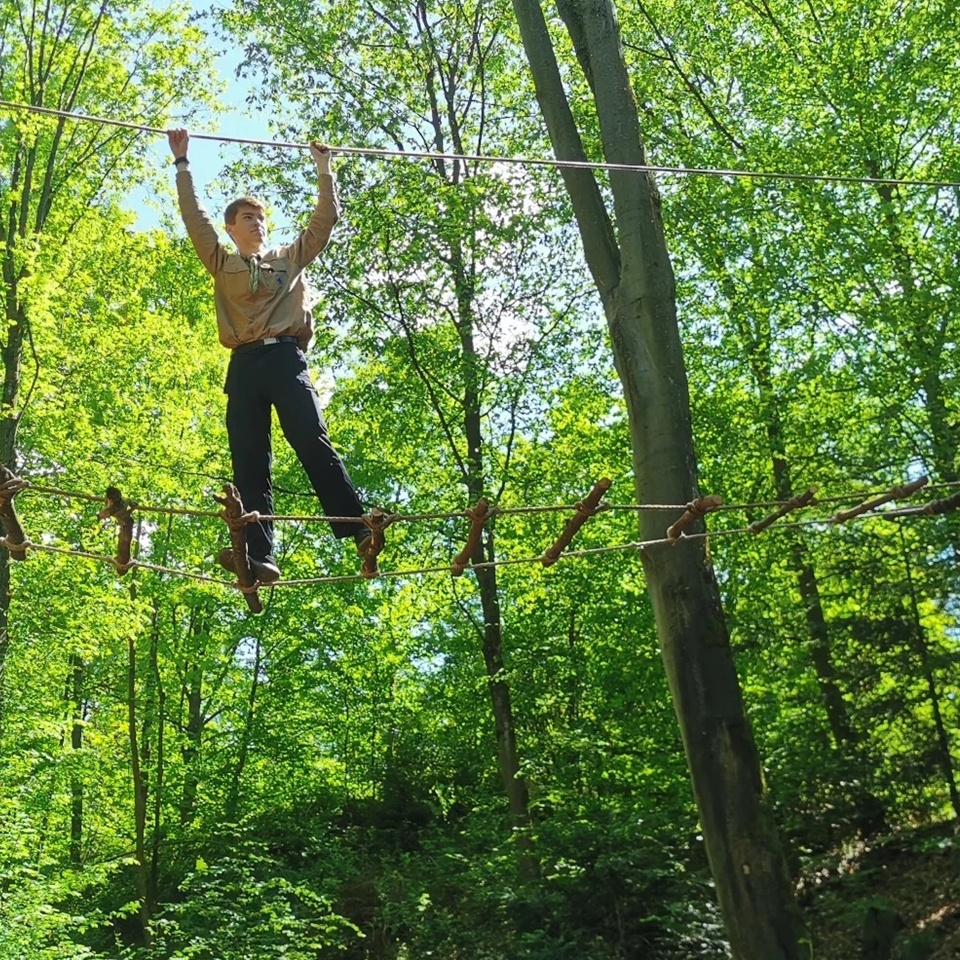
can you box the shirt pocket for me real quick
[259,257,290,292]
[221,260,257,300]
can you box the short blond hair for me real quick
[224,197,267,225]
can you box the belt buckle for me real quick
[262,337,280,346]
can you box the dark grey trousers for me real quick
[224,340,365,560]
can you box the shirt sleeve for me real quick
[280,173,340,268]
[176,168,228,276]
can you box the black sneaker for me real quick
[354,529,373,556]
[218,547,281,584]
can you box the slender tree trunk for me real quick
[900,527,960,818]
[127,634,152,945]
[396,33,536,867]
[180,658,203,825]
[724,283,859,751]
[69,653,85,866]
[509,0,808,953]
[226,637,262,820]
[454,251,533,855]
[722,276,885,832]
[148,615,164,906]
[0,227,27,738]
[869,169,958,485]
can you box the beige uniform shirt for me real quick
[175,169,340,350]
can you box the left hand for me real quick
[310,141,333,175]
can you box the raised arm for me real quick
[282,141,341,268]
[168,127,228,276]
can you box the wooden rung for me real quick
[831,477,929,524]
[214,483,262,614]
[542,479,611,568]
[749,486,818,534]
[451,498,495,577]
[97,486,136,575]
[879,488,960,520]
[665,494,724,544]
[358,507,389,579]
[0,465,29,561]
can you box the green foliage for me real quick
[0,808,131,960]
[124,830,362,959]
[0,0,959,956]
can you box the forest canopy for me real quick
[0,0,957,957]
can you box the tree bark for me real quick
[509,0,808,953]
[900,526,960,819]
[226,636,262,821]
[69,653,85,866]
[127,634,153,945]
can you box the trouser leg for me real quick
[269,346,366,540]
[225,363,275,560]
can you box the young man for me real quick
[167,128,373,583]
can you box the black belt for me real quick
[232,336,299,356]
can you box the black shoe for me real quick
[218,547,281,584]
[354,528,373,556]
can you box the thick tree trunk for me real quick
[510,0,808,953]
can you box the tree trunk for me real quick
[452,240,534,861]
[723,280,859,752]
[69,653,85,866]
[394,34,536,870]
[0,213,28,737]
[148,612,164,906]
[901,526,960,819]
[180,658,203,825]
[509,0,808,953]
[226,636,262,820]
[127,635,152,945]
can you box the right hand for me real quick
[167,128,189,159]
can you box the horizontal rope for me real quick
[1,501,942,594]
[19,479,960,527]
[1,100,957,190]
[4,539,227,584]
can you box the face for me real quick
[225,205,267,254]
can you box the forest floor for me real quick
[801,819,960,959]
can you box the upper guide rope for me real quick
[1,100,958,190]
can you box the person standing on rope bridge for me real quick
[167,128,375,583]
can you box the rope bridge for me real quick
[1,466,957,614]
